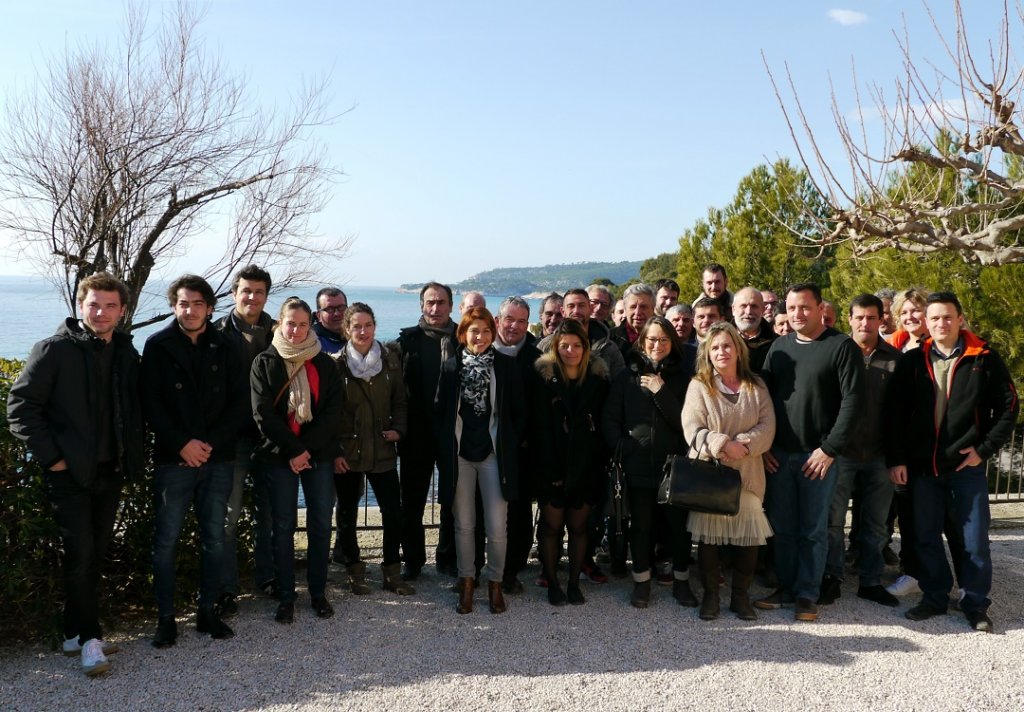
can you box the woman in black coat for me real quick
[602,315,695,609]
[251,297,343,625]
[435,307,526,615]
[530,319,610,606]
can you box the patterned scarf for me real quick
[271,328,322,426]
[459,347,494,416]
[346,339,383,381]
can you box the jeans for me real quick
[826,456,893,586]
[335,469,403,566]
[910,465,992,614]
[43,464,123,643]
[766,449,839,600]
[269,461,335,603]
[454,454,507,582]
[222,437,275,595]
[152,462,234,617]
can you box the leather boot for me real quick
[346,561,372,595]
[488,580,507,614]
[456,576,474,614]
[672,577,698,607]
[698,544,720,621]
[382,563,416,595]
[631,579,652,609]
[729,546,758,621]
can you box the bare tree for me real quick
[767,1,1024,266]
[0,3,348,326]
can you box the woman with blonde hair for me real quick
[886,288,930,351]
[682,321,775,620]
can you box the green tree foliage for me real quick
[674,160,832,298]
[639,251,678,284]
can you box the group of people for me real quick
[6,261,1017,678]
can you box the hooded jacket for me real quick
[8,318,144,486]
[884,331,1018,474]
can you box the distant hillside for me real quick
[400,260,642,296]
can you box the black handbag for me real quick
[658,429,742,515]
[605,442,629,562]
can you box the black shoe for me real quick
[259,579,281,600]
[196,607,235,639]
[631,580,651,609]
[882,545,900,567]
[905,602,947,621]
[672,579,698,607]
[817,575,842,605]
[401,565,422,582]
[214,592,238,619]
[966,610,994,633]
[547,584,567,607]
[501,576,524,595]
[311,595,334,619]
[275,601,295,624]
[152,616,177,648]
[857,584,899,607]
[566,584,586,605]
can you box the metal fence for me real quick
[988,425,1024,504]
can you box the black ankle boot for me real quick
[672,578,698,607]
[196,607,234,639]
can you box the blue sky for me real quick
[0,1,1007,286]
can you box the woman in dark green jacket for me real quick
[333,303,412,596]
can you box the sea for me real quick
[0,275,548,360]
[1,275,546,509]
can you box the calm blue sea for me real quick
[0,275,546,360]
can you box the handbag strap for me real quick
[688,428,713,462]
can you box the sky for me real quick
[0,1,1010,287]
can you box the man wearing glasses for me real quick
[587,284,615,324]
[314,287,348,354]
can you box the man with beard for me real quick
[732,287,776,372]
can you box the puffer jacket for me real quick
[333,342,408,474]
[601,350,690,489]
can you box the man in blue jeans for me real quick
[141,274,249,647]
[885,291,1018,632]
[821,294,900,608]
[756,283,864,622]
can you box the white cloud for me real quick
[828,9,868,26]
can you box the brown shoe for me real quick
[488,580,507,614]
[794,597,819,621]
[456,577,474,614]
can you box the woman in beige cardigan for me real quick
[682,322,775,621]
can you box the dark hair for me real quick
[541,292,563,309]
[344,302,375,328]
[849,293,884,318]
[563,288,589,300]
[456,306,496,344]
[703,263,727,279]
[167,274,215,309]
[654,278,681,294]
[419,282,452,306]
[77,272,130,308]
[548,318,592,382]
[693,296,723,315]
[231,264,272,294]
[926,291,963,315]
[634,315,684,359]
[785,282,822,304]
[315,287,348,307]
[277,296,314,323]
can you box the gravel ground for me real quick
[2,511,1024,712]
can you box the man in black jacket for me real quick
[885,292,1018,632]
[8,273,144,677]
[141,275,248,647]
[394,281,458,580]
[214,264,277,615]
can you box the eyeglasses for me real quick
[589,299,610,308]
[320,306,347,314]
[644,336,671,346]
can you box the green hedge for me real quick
[0,358,254,645]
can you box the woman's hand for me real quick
[639,373,664,394]
[289,450,312,475]
[381,430,400,443]
[334,456,350,474]
[721,440,749,462]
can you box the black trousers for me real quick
[399,439,454,570]
[628,486,691,575]
[335,469,404,566]
[44,464,123,643]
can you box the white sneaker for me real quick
[63,636,120,657]
[81,639,111,677]
[886,574,921,596]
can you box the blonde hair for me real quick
[693,322,759,395]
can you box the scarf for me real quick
[459,347,494,416]
[271,328,322,426]
[494,336,525,357]
[419,316,456,363]
[346,339,384,381]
